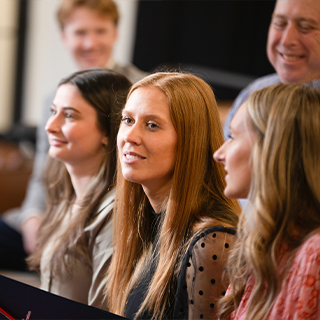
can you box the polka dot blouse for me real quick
[173,225,237,320]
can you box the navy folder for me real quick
[0,275,126,320]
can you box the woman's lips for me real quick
[123,151,146,162]
[49,138,67,146]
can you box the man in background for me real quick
[224,0,320,139]
[0,0,146,270]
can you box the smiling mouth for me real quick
[281,54,302,62]
[125,154,145,160]
[49,139,67,146]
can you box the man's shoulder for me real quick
[113,62,148,84]
[223,73,280,139]
[245,73,281,93]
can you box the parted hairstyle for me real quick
[28,68,132,274]
[219,83,320,320]
[57,0,119,30]
[106,72,241,319]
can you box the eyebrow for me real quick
[122,110,167,123]
[273,14,318,25]
[52,104,81,114]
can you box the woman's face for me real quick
[214,102,255,199]
[117,86,178,196]
[46,83,107,169]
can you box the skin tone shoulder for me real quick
[61,6,118,69]
[45,83,108,200]
[214,102,255,199]
[267,0,320,84]
[117,86,178,213]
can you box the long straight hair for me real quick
[219,83,320,320]
[106,72,240,319]
[28,69,131,274]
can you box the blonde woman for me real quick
[28,69,131,308]
[106,72,240,320]
[214,83,320,320]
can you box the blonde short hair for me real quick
[57,0,119,30]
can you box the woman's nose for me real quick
[123,124,142,145]
[213,142,227,164]
[45,113,61,133]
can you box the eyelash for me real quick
[121,117,133,125]
[147,122,158,129]
[299,25,314,33]
[273,20,314,33]
[121,117,159,129]
[228,134,234,140]
[50,108,74,119]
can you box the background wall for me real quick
[22,0,139,128]
[1,0,276,133]
[133,1,276,100]
[0,0,19,132]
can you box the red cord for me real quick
[0,307,16,320]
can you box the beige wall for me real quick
[0,0,19,132]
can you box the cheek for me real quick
[234,151,252,192]
[305,38,320,58]
[160,136,177,158]
[74,41,84,51]
[162,144,177,173]
[64,125,87,145]
[66,37,83,52]
[61,126,74,140]
[64,35,78,50]
[101,35,114,46]
[267,28,280,51]
[117,128,125,150]
[228,145,251,175]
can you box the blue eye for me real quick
[122,117,133,125]
[65,113,74,119]
[147,122,158,129]
[50,108,57,115]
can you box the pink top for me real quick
[229,232,320,320]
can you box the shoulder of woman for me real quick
[173,226,237,319]
[85,188,115,235]
[96,187,116,214]
[188,226,237,267]
[294,232,320,265]
[190,225,236,252]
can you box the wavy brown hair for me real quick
[219,83,320,320]
[106,72,240,319]
[27,69,131,274]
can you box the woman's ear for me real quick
[102,136,109,147]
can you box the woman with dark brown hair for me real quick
[28,68,131,308]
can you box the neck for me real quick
[142,183,172,213]
[65,160,101,201]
